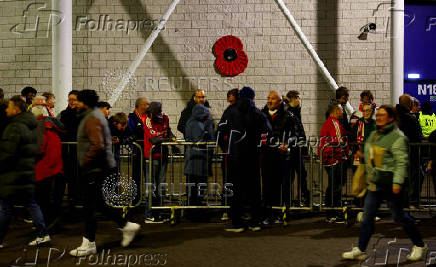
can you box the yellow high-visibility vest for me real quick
[419,111,436,137]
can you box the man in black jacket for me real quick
[58,90,81,212]
[0,96,50,247]
[285,90,310,205]
[177,89,210,138]
[218,87,272,232]
[261,91,298,224]
[396,94,424,207]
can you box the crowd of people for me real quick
[0,85,436,262]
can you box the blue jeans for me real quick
[358,188,424,252]
[0,198,48,244]
[144,159,168,218]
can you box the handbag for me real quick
[352,164,367,198]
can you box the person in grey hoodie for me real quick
[69,90,140,257]
[184,104,215,213]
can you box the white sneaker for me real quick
[145,217,164,224]
[407,244,428,261]
[0,244,3,248]
[120,222,141,247]
[28,235,51,246]
[69,237,97,257]
[342,247,367,261]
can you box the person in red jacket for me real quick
[143,102,176,223]
[32,106,65,226]
[319,101,349,223]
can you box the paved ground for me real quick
[1,210,436,267]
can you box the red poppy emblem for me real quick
[214,35,248,77]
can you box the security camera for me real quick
[358,23,376,40]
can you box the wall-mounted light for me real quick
[407,73,420,79]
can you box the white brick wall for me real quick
[0,0,392,138]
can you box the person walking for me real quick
[69,90,140,257]
[342,105,427,262]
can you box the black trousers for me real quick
[324,162,347,207]
[262,153,282,213]
[35,175,63,225]
[229,156,262,227]
[290,156,310,200]
[83,171,127,242]
[186,175,207,206]
[61,146,81,207]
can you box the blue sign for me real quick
[404,1,436,113]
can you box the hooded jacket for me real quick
[218,98,272,158]
[364,123,408,191]
[177,94,210,137]
[0,111,38,203]
[35,117,65,181]
[184,104,215,177]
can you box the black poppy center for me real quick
[224,48,237,62]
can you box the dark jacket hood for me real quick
[11,111,37,130]
[191,104,210,121]
[237,97,255,113]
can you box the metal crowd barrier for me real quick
[60,141,147,209]
[145,141,320,225]
[147,141,229,224]
[58,139,436,225]
[317,142,436,224]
